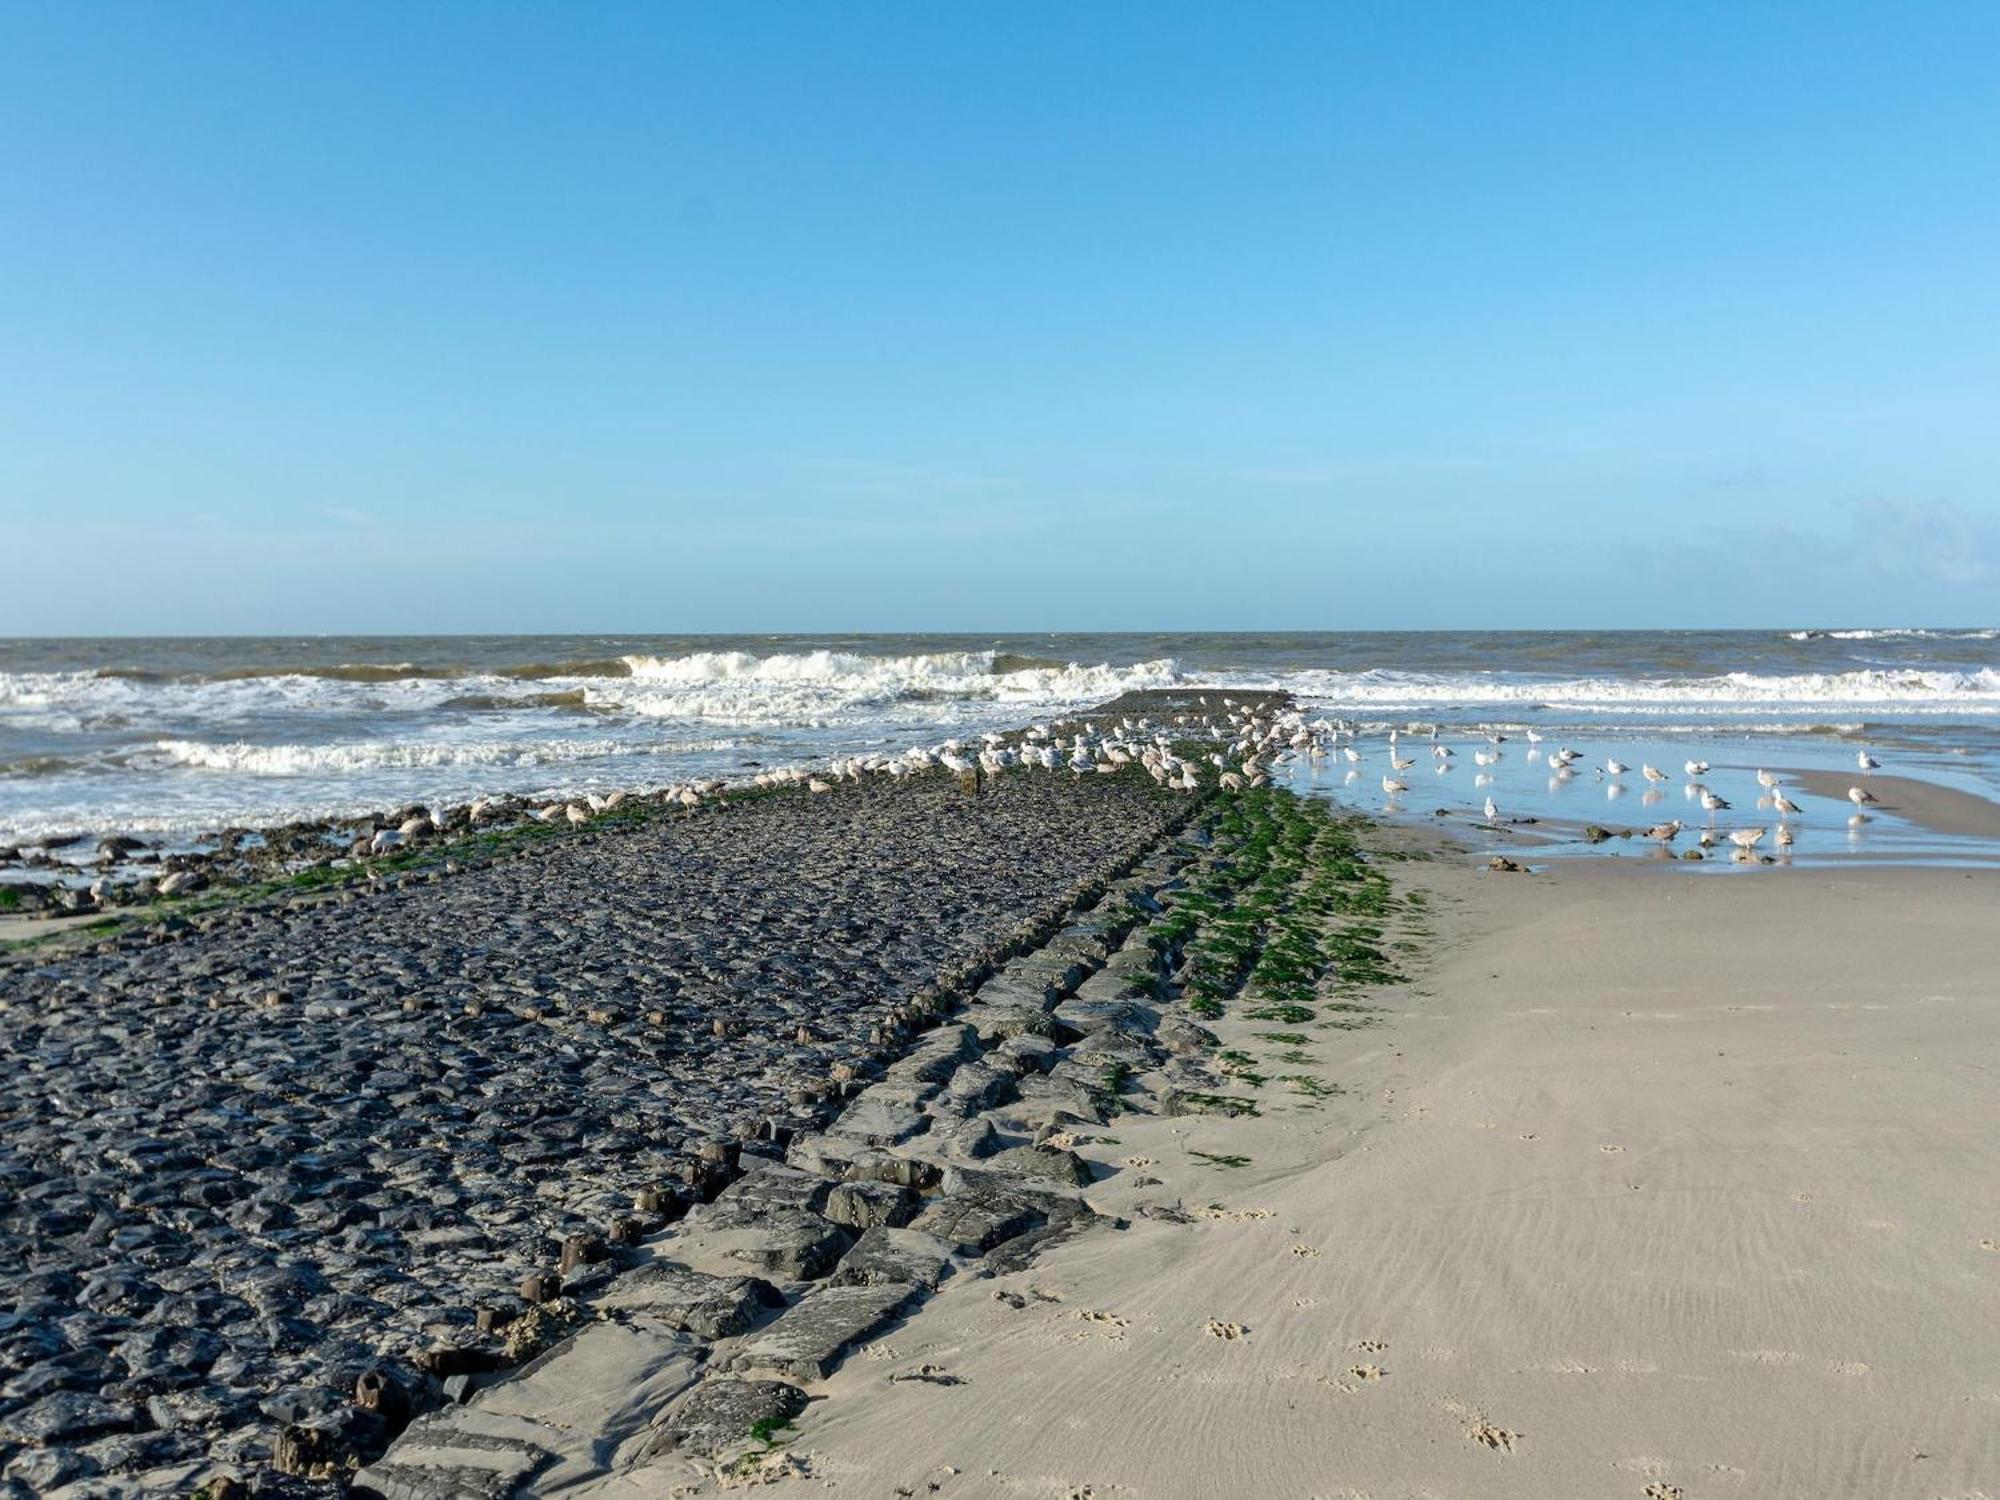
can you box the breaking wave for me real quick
[1269,667,2000,715]
[143,736,740,777]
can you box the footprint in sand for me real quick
[1643,1486,1684,1499]
[1289,1243,1322,1258]
[1073,1309,1127,1332]
[1829,1360,1870,1376]
[1349,1364,1387,1382]
[888,1364,966,1386]
[1470,1422,1519,1453]
[1982,1238,2000,1252]
[1123,1156,1153,1169]
[1600,1143,1626,1153]
[1206,1320,1250,1340]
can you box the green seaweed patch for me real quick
[1189,1151,1252,1170]
[1178,1092,1262,1118]
[1244,1003,1315,1025]
[1280,1074,1341,1099]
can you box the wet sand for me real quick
[747,855,2000,1499]
[1791,768,2000,840]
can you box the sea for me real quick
[3,630,1997,866]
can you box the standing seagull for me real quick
[1857,750,1880,771]
[1773,791,1803,818]
[1484,795,1499,824]
[1848,786,1878,806]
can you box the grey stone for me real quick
[910,1183,1047,1256]
[728,1282,918,1381]
[698,1206,853,1281]
[984,1145,1095,1188]
[825,1092,930,1149]
[711,1164,831,1217]
[0,1391,133,1445]
[823,1180,917,1231]
[638,1377,806,1459]
[594,1263,783,1340]
[831,1228,953,1291]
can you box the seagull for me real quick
[1605,759,1629,776]
[1525,729,1544,743]
[1382,775,1409,795]
[1776,822,1795,847]
[1773,792,1803,817]
[1756,769,1778,790]
[1857,750,1880,771]
[1644,820,1683,842]
[1484,796,1498,823]
[1729,828,1766,853]
[1684,759,1710,777]
[1642,764,1669,784]
[1390,752,1416,771]
[1701,789,1731,814]
[1848,786,1878,806]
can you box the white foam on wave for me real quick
[1259,666,2000,714]
[1787,627,1999,641]
[145,735,739,777]
[606,650,1182,724]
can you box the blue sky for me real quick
[1,2,1995,633]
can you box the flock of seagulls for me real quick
[358,686,1898,872]
[1268,718,1895,864]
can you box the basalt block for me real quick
[823,1180,918,1231]
[594,1262,784,1340]
[830,1227,953,1291]
[726,1281,919,1381]
[825,1091,931,1149]
[710,1164,832,1217]
[984,1144,1095,1188]
[696,1205,853,1282]
[910,1182,1048,1256]
[638,1376,808,1460]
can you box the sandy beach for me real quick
[730,852,2000,1500]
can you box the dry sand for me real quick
[751,857,2000,1499]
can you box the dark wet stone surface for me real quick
[0,771,1176,1487]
